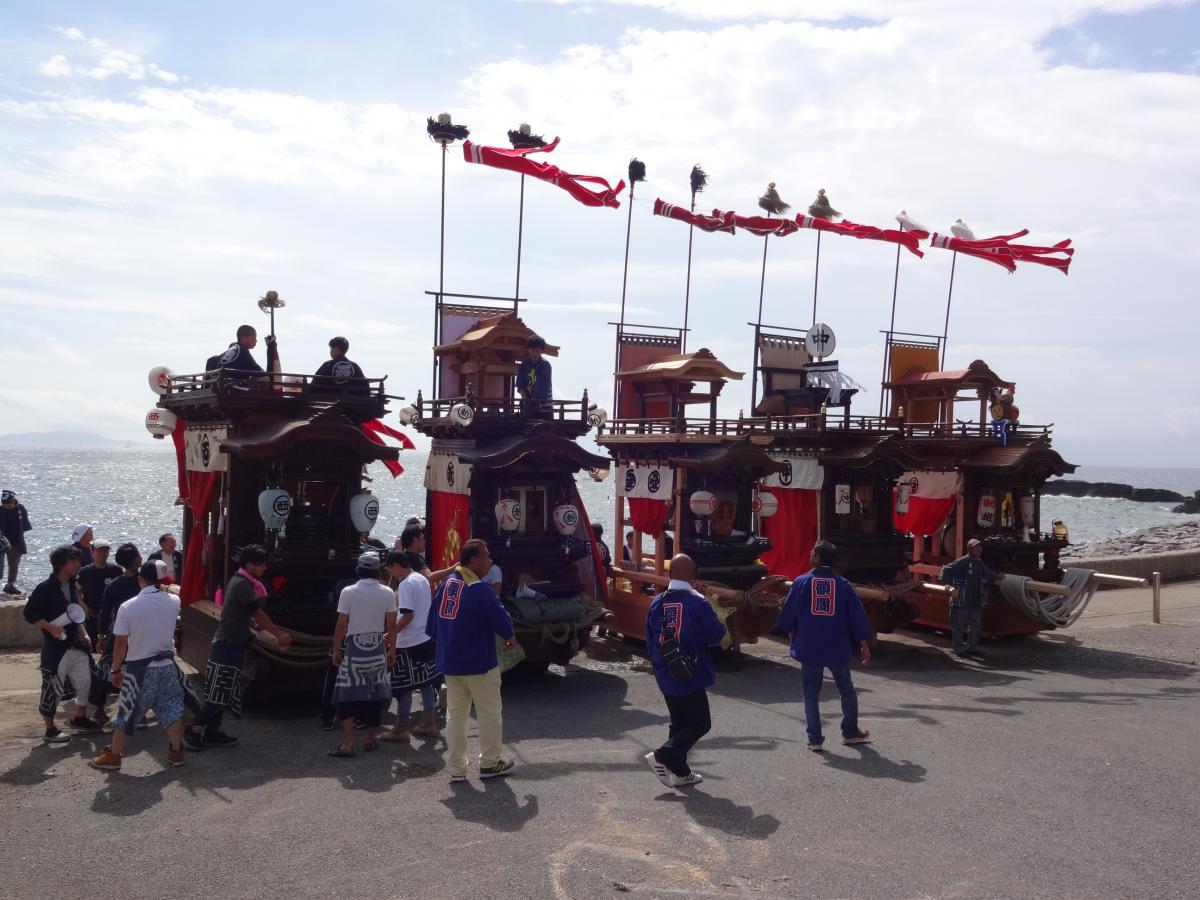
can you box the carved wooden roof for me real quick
[615,347,743,384]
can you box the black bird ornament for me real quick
[808,188,841,221]
[758,182,790,215]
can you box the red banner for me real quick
[718,210,800,238]
[180,470,220,605]
[428,490,470,571]
[893,471,960,536]
[796,214,927,257]
[652,198,736,233]
[463,137,625,209]
[929,228,1072,274]
[759,487,819,580]
[171,418,188,501]
[628,498,671,537]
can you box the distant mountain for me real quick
[0,430,134,447]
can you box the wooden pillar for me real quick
[672,470,684,556]
[954,489,966,559]
[913,534,925,567]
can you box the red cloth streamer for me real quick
[265,334,283,392]
[929,232,1017,272]
[759,486,820,580]
[428,490,470,570]
[180,470,221,605]
[360,418,415,478]
[710,210,800,237]
[652,198,736,233]
[628,498,671,537]
[463,137,625,209]
[929,228,1073,274]
[170,419,189,501]
[796,214,927,258]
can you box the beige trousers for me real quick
[445,666,504,776]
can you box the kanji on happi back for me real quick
[462,137,626,209]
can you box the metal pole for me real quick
[880,231,903,416]
[811,230,822,326]
[1152,570,1161,623]
[614,182,636,412]
[750,234,770,412]
[515,174,525,299]
[434,141,447,397]
[940,251,958,369]
[682,192,696,353]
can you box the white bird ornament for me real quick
[895,210,929,232]
[950,218,976,240]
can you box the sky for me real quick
[1,0,1198,466]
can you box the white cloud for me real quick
[55,26,86,41]
[2,8,1199,464]
[38,54,72,77]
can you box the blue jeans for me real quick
[395,684,437,719]
[800,663,858,745]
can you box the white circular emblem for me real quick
[219,346,239,365]
[804,323,837,358]
[332,361,355,384]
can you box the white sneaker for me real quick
[644,751,674,788]
[671,770,703,787]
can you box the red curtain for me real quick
[429,490,470,571]
[894,496,955,537]
[180,471,220,605]
[628,498,671,538]
[760,488,819,580]
[171,419,189,501]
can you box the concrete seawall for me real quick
[1070,549,1200,584]
[0,600,41,650]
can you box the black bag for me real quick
[659,635,695,684]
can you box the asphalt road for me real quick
[1,594,1197,900]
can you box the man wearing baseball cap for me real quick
[940,538,997,660]
[78,539,120,642]
[1,490,32,595]
[71,523,95,568]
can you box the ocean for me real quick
[1,448,1197,585]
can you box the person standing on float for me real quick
[516,335,553,419]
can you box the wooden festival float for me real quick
[145,295,412,697]
[405,301,611,670]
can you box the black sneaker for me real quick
[479,758,515,779]
[43,728,69,745]
[69,716,103,732]
[182,729,206,751]
[205,731,239,748]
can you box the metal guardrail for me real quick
[417,395,589,423]
[164,371,388,401]
[601,413,1053,439]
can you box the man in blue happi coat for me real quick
[939,538,997,660]
[775,540,874,751]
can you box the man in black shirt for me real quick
[77,539,121,641]
[1,489,32,594]
[22,545,103,742]
[312,335,366,395]
[516,335,553,419]
[207,325,264,378]
[147,533,183,584]
[93,543,143,710]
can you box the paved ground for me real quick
[1,584,1197,900]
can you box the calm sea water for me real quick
[1,448,1196,587]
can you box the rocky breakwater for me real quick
[1042,479,1190,504]
[1062,520,1200,581]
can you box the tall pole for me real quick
[682,193,696,353]
[750,234,770,412]
[880,230,904,416]
[614,181,636,412]
[811,230,822,326]
[940,251,958,369]
[434,141,447,397]
[515,174,526,299]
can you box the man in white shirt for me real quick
[382,551,442,742]
[484,562,503,597]
[89,562,186,771]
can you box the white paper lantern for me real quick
[399,405,418,425]
[449,403,475,427]
[894,483,912,515]
[586,406,609,429]
[148,366,175,396]
[552,504,580,536]
[145,408,178,439]
[495,498,522,532]
[689,490,717,517]
[349,492,380,533]
[753,491,779,518]
[257,489,292,530]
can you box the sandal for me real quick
[327,745,356,758]
[363,740,379,752]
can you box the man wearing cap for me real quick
[516,335,553,419]
[1,490,32,595]
[311,336,366,395]
[184,544,292,749]
[78,539,121,642]
[147,533,183,584]
[89,562,187,771]
[23,545,103,742]
[71,524,95,568]
[940,538,997,660]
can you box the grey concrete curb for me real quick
[0,599,40,650]
[1067,550,1200,584]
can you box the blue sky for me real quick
[1,0,1198,465]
